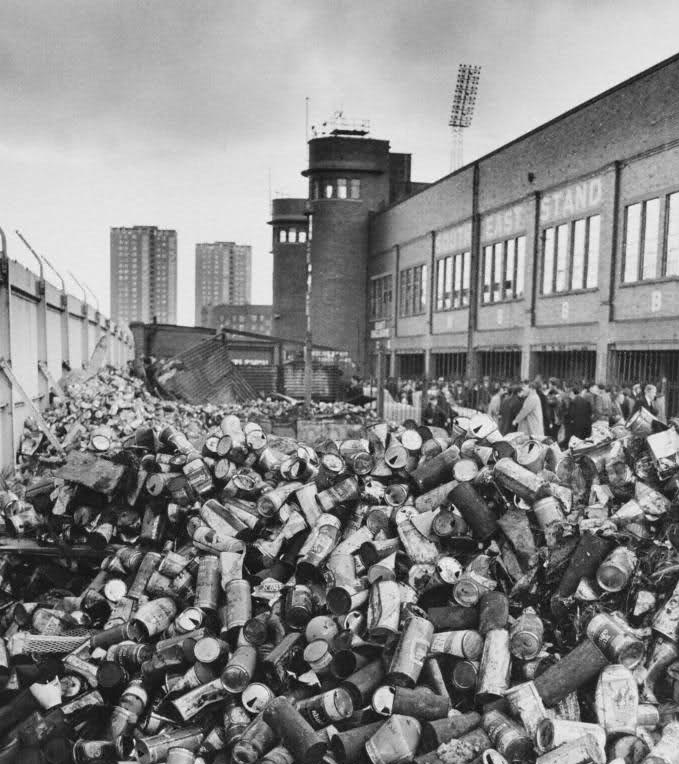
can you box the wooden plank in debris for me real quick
[55,451,125,497]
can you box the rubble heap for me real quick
[1,371,679,764]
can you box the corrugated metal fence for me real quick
[0,236,134,469]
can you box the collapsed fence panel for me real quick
[0,250,133,470]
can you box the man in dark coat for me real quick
[632,384,658,416]
[499,385,523,436]
[568,386,592,440]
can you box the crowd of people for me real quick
[409,375,671,447]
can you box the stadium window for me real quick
[298,230,307,244]
[435,256,451,310]
[666,192,679,276]
[369,274,393,320]
[278,229,287,243]
[542,216,599,293]
[324,181,334,199]
[399,265,426,317]
[483,236,526,303]
[623,199,660,282]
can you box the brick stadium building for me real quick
[271,55,679,411]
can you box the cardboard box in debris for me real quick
[1,370,679,763]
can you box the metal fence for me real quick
[478,350,522,381]
[609,349,679,418]
[0,232,134,469]
[433,351,467,380]
[533,350,597,386]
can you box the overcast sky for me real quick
[2,0,679,326]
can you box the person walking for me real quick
[499,384,522,435]
[488,383,505,426]
[568,386,593,439]
[513,381,544,438]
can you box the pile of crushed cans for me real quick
[3,373,679,763]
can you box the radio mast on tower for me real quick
[449,64,482,172]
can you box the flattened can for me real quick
[653,579,679,642]
[535,734,606,764]
[364,714,421,764]
[594,664,638,736]
[135,726,203,764]
[195,556,220,612]
[171,678,229,722]
[158,552,190,578]
[476,629,511,702]
[535,718,606,756]
[387,613,434,688]
[504,680,548,738]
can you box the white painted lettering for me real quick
[589,178,602,207]
[481,203,526,242]
[540,177,603,223]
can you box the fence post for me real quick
[60,293,71,371]
[35,274,49,407]
[81,302,89,369]
[0,228,15,471]
[376,341,385,419]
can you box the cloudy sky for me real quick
[2,0,679,326]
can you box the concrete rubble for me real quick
[0,371,678,763]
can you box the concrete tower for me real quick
[268,198,308,342]
[303,122,394,370]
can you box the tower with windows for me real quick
[269,198,308,342]
[303,117,410,370]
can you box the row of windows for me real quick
[311,178,361,200]
[399,265,427,317]
[482,236,527,304]
[369,275,393,320]
[277,227,308,244]
[436,251,471,310]
[623,193,679,282]
[542,215,599,295]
